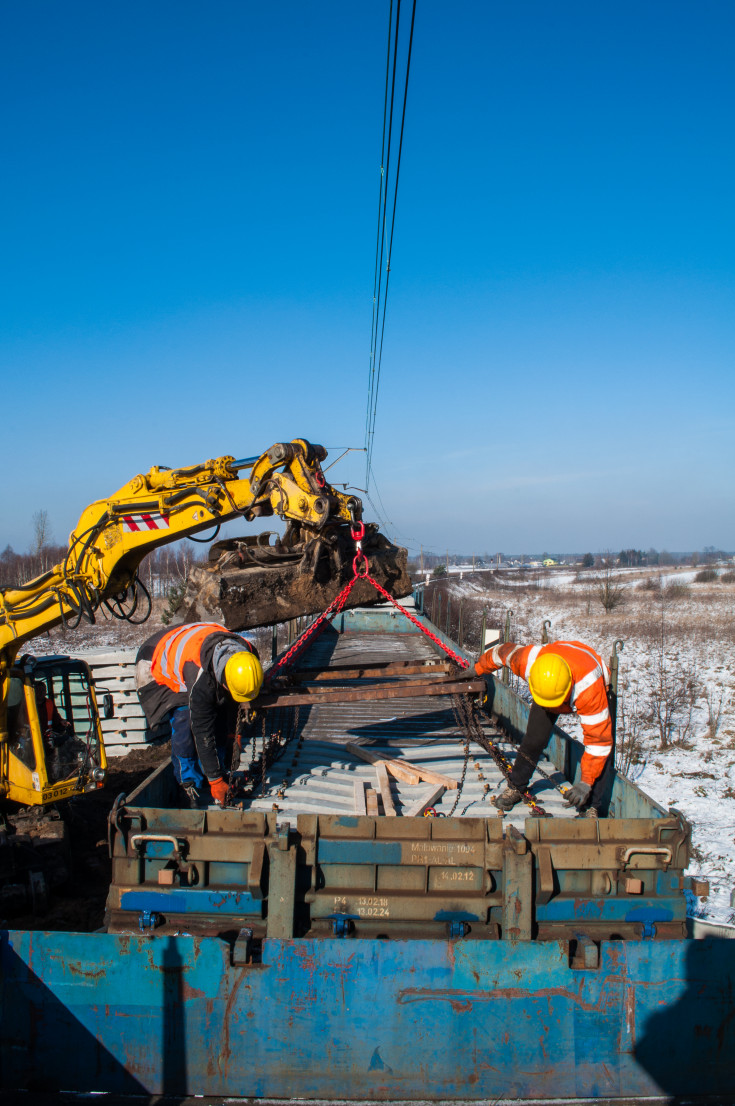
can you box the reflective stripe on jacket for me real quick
[151,622,229,694]
[474,640,612,785]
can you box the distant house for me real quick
[542,558,558,567]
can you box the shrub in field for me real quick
[705,686,729,739]
[615,686,646,775]
[597,567,625,612]
[665,583,690,600]
[720,570,735,584]
[647,599,700,748]
[694,568,718,583]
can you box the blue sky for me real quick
[2,1,733,558]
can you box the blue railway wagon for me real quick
[2,600,733,1102]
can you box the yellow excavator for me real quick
[0,439,409,811]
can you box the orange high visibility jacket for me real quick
[151,622,231,693]
[474,640,612,785]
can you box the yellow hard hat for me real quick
[528,653,573,708]
[224,652,264,702]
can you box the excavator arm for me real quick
[0,440,362,660]
[0,439,409,809]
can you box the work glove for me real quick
[447,662,470,680]
[267,674,293,691]
[563,780,591,810]
[209,777,229,806]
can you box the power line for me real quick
[365,0,417,491]
[366,0,394,452]
[366,0,401,464]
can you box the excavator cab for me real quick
[4,656,108,805]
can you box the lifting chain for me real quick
[446,737,471,817]
[450,693,548,817]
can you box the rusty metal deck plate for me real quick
[242,629,577,827]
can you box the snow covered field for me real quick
[435,565,735,926]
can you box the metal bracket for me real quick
[327,913,359,937]
[231,926,253,965]
[641,922,657,940]
[535,845,555,905]
[448,921,470,939]
[138,910,161,932]
[571,934,600,969]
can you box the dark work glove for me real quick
[267,674,294,691]
[563,780,591,809]
[447,662,470,680]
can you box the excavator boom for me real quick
[0,439,409,658]
[0,439,410,809]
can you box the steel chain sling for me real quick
[451,693,548,817]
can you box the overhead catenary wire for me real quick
[365,0,395,455]
[365,0,417,492]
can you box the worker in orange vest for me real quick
[473,640,613,816]
[34,681,73,746]
[136,621,263,807]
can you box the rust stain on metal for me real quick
[67,963,107,981]
[218,967,252,1076]
[398,975,630,1015]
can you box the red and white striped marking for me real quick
[121,512,170,532]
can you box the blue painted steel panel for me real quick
[535,897,680,924]
[317,839,404,865]
[2,930,735,1099]
[119,889,264,916]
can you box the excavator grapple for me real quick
[180,521,412,629]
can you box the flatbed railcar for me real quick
[2,597,734,1103]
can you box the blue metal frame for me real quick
[3,604,730,1101]
[2,929,734,1099]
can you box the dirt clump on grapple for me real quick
[180,522,412,630]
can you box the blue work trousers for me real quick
[169,707,226,788]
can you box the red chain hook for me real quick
[350,519,369,578]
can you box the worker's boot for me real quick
[491,785,522,813]
[577,806,598,819]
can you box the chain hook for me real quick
[349,503,368,575]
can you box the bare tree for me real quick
[31,509,52,572]
[32,509,50,551]
[597,563,625,613]
[615,683,645,777]
[647,595,699,748]
[705,686,728,739]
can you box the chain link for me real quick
[362,573,470,665]
[267,574,360,678]
[447,737,471,816]
[450,693,547,816]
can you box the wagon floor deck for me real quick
[242,628,577,826]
